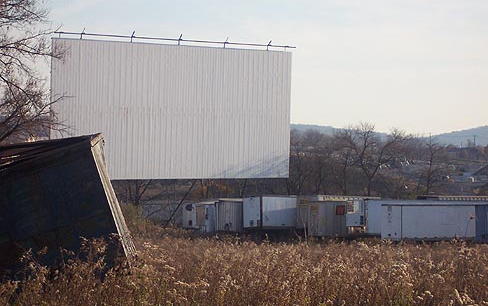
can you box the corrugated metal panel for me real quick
[243,197,261,228]
[261,196,296,228]
[346,213,364,227]
[382,205,477,240]
[381,205,402,240]
[365,200,383,235]
[196,206,206,227]
[182,203,198,229]
[243,196,297,229]
[51,38,292,179]
[365,199,488,236]
[195,202,216,233]
[475,205,488,242]
[306,201,348,237]
[215,199,243,232]
[380,201,488,240]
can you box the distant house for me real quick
[473,165,488,183]
[474,164,488,176]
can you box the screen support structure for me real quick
[55,30,296,51]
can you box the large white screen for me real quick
[51,38,291,179]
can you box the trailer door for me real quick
[381,205,402,240]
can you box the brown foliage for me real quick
[1,210,487,305]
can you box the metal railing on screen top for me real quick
[54,29,296,51]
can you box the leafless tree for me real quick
[114,179,154,206]
[330,139,356,195]
[338,123,409,196]
[424,137,442,194]
[479,183,488,196]
[191,179,233,199]
[237,179,248,197]
[0,0,64,144]
[301,130,334,194]
[310,153,328,194]
[415,136,447,195]
[285,130,312,195]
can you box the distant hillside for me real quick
[434,126,488,146]
[291,124,338,135]
[291,124,488,146]
[291,123,389,140]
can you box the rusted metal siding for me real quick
[0,134,135,265]
[215,199,243,232]
[305,201,348,237]
[196,201,217,233]
[51,38,292,179]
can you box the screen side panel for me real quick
[51,38,291,179]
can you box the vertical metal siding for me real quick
[380,201,488,240]
[202,205,216,234]
[261,196,297,228]
[307,201,348,237]
[402,206,476,239]
[381,205,402,240]
[195,202,217,233]
[243,197,261,228]
[367,199,477,237]
[243,196,297,229]
[182,203,198,229]
[215,200,243,232]
[365,200,384,235]
[51,38,292,179]
[475,205,488,241]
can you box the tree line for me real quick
[2,1,487,204]
[113,123,488,206]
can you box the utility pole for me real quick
[473,135,477,146]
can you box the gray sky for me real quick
[48,0,488,134]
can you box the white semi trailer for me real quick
[381,201,488,241]
[243,196,297,230]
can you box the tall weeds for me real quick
[1,209,487,305]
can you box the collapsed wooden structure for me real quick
[0,134,136,267]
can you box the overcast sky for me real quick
[48,0,488,134]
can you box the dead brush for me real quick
[1,213,487,305]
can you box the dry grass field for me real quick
[1,206,487,305]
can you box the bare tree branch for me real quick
[0,0,66,144]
